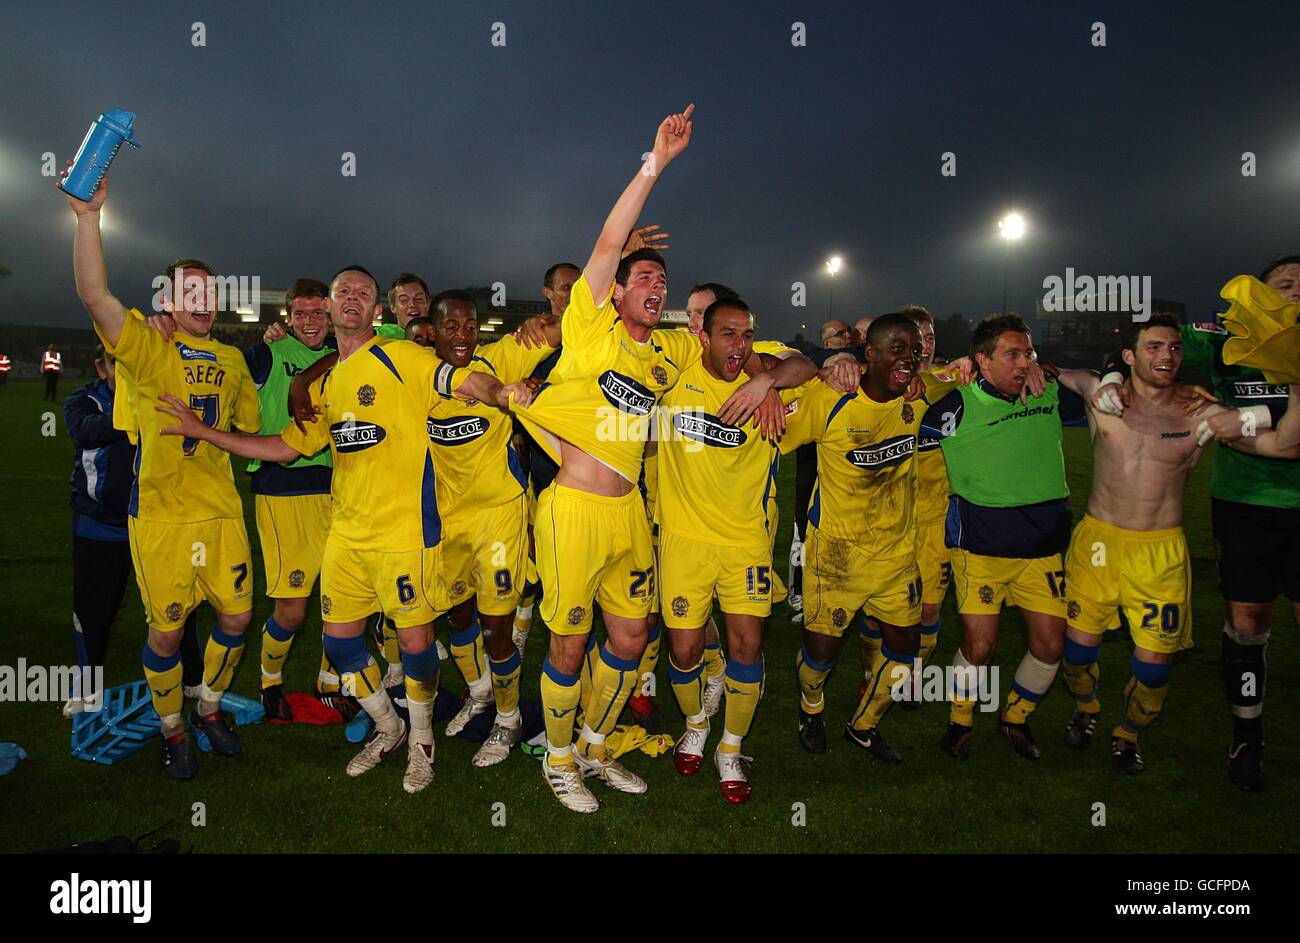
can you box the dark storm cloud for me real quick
[1,0,1296,338]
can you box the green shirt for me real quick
[244,336,334,492]
[376,323,405,340]
[1182,322,1298,509]
[933,380,1068,507]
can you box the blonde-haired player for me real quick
[67,174,260,779]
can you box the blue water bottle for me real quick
[59,109,140,202]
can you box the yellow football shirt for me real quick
[96,310,259,523]
[916,368,959,524]
[428,334,554,514]
[512,274,702,483]
[656,359,800,549]
[111,309,153,445]
[779,380,921,557]
[280,336,470,551]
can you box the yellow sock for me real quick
[918,620,939,664]
[1113,672,1170,742]
[852,644,912,730]
[489,648,522,717]
[404,672,437,704]
[669,657,706,729]
[950,649,978,727]
[202,627,246,695]
[796,644,833,714]
[1002,652,1059,725]
[636,618,663,690]
[541,659,581,764]
[702,637,726,680]
[317,646,341,695]
[578,632,598,717]
[259,616,296,690]
[142,644,184,728]
[381,618,401,668]
[859,617,883,677]
[1061,645,1102,715]
[720,657,763,754]
[341,656,383,699]
[577,645,641,758]
[448,617,490,697]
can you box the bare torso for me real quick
[556,440,636,496]
[1086,384,1209,531]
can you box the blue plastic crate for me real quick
[72,685,266,762]
[70,680,160,766]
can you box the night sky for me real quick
[2,0,1297,338]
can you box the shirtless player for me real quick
[1055,314,1300,773]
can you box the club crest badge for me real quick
[901,403,914,424]
[1067,600,1081,620]
[358,384,376,407]
[321,594,333,615]
[165,602,183,623]
[652,365,668,386]
[567,606,586,626]
[452,580,468,598]
[832,607,848,628]
[289,569,305,589]
[978,585,994,605]
[672,595,689,618]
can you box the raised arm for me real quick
[156,393,301,462]
[583,105,693,299]
[64,175,128,347]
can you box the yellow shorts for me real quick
[128,516,254,630]
[767,498,789,605]
[319,539,447,629]
[804,525,921,636]
[916,517,952,606]
[254,493,331,599]
[949,548,1067,617]
[1065,515,1193,653]
[658,530,774,629]
[442,493,529,616]
[535,483,655,636]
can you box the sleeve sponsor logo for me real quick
[426,415,490,444]
[1232,381,1289,400]
[672,411,747,448]
[330,421,386,452]
[173,342,219,363]
[599,370,656,415]
[846,434,915,469]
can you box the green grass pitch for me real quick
[0,376,1295,853]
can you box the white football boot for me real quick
[543,754,600,813]
[346,721,407,777]
[472,718,522,768]
[403,739,436,794]
[445,693,493,737]
[573,748,648,794]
